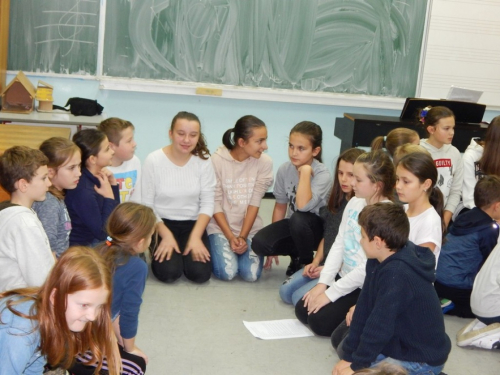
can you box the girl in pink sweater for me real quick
[207,115,274,281]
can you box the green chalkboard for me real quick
[9,0,428,98]
[8,0,99,74]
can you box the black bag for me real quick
[53,97,104,116]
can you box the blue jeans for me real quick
[372,354,444,375]
[209,233,263,282]
[279,268,319,305]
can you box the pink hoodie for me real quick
[207,146,274,237]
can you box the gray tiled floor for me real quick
[137,200,500,374]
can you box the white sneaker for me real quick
[457,319,500,347]
[467,332,500,350]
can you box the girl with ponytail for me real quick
[207,115,274,281]
[370,127,419,159]
[93,202,157,372]
[396,152,444,259]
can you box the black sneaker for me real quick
[286,257,301,276]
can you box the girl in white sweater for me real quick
[140,112,216,284]
[419,106,463,228]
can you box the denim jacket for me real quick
[0,298,45,374]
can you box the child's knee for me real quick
[185,265,212,284]
[279,283,293,304]
[153,269,182,283]
[240,269,261,282]
[151,260,183,283]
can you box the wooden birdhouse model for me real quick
[1,71,36,113]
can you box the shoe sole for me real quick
[457,323,500,347]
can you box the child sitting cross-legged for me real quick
[332,203,451,375]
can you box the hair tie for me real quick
[382,136,387,148]
[106,236,113,246]
[419,106,431,124]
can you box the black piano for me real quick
[334,98,488,153]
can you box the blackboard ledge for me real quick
[99,77,406,110]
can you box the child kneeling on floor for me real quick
[332,203,450,375]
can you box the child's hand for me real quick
[303,283,327,308]
[303,263,322,279]
[94,172,115,199]
[332,360,353,375]
[297,164,313,178]
[307,292,330,314]
[346,305,356,326]
[263,256,279,270]
[184,237,210,263]
[154,233,180,262]
[101,167,117,185]
[231,236,248,255]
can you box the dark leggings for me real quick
[251,211,324,264]
[151,218,212,284]
[434,281,474,318]
[68,345,146,375]
[331,320,350,359]
[295,285,361,337]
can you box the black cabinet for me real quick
[334,113,487,153]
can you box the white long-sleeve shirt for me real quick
[461,138,483,210]
[319,197,368,302]
[0,205,55,291]
[139,149,216,221]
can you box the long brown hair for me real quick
[371,128,419,157]
[397,152,445,241]
[39,137,81,200]
[328,148,365,212]
[170,111,210,160]
[0,247,120,374]
[479,116,500,176]
[96,202,157,273]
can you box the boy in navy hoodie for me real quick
[435,175,500,318]
[333,203,450,375]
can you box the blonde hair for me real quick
[392,144,430,166]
